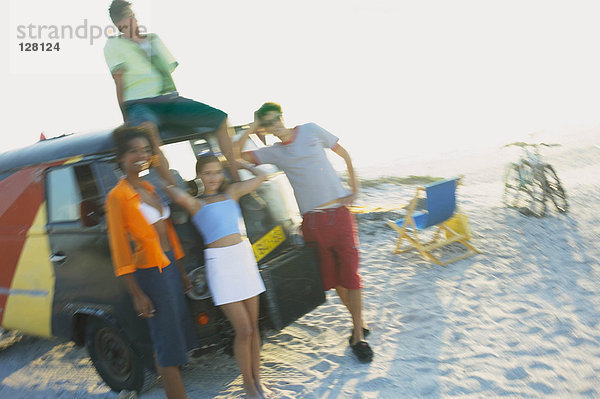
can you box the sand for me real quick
[1,128,599,398]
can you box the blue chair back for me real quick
[415,178,457,229]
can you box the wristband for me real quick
[150,155,160,167]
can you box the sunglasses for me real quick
[260,115,281,127]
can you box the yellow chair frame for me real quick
[387,178,479,266]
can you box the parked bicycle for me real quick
[502,142,568,217]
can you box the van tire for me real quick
[85,317,155,393]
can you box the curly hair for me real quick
[112,124,152,162]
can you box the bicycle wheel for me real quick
[544,164,568,212]
[503,163,525,208]
[525,162,547,217]
[504,161,546,217]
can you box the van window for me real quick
[47,164,104,224]
[47,167,81,223]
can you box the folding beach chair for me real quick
[387,177,479,266]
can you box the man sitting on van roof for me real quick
[103,0,238,178]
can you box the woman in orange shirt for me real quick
[105,124,196,399]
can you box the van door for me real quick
[44,162,144,339]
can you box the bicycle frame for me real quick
[502,142,568,216]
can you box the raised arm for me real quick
[227,161,268,201]
[332,143,360,205]
[235,112,267,163]
[141,122,200,215]
[216,124,241,181]
[161,183,201,216]
[235,124,259,163]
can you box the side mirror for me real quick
[80,199,101,227]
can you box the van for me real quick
[0,125,325,392]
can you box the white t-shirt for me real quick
[248,123,350,215]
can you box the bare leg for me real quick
[154,355,188,399]
[241,297,261,384]
[220,301,261,398]
[335,286,369,331]
[347,289,365,345]
[241,296,270,398]
[215,118,240,181]
[335,285,348,306]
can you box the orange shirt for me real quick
[105,178,184,277]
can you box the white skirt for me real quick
[204,239,266,306]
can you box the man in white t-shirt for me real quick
[237,102,373,362]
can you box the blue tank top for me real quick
[191,195,243,244]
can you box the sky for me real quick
[3,0,600,169]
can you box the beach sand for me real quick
[1,128,599,398]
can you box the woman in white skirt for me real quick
[147,127,269,399]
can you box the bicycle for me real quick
[502,142,568,217]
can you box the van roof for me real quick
[0,126,214,174]
[0,130,115,173]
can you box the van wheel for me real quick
[85,318,155,393]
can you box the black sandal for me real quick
[350,341,374,363]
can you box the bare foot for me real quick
[256,381,274,399]
[244,382,261,399]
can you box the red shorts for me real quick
[301,206,362,291]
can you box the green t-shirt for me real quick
[104,33,178,102]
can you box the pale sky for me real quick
[3,0,600,168]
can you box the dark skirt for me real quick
[134,252,197,367]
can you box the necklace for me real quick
[200,192,221,198]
